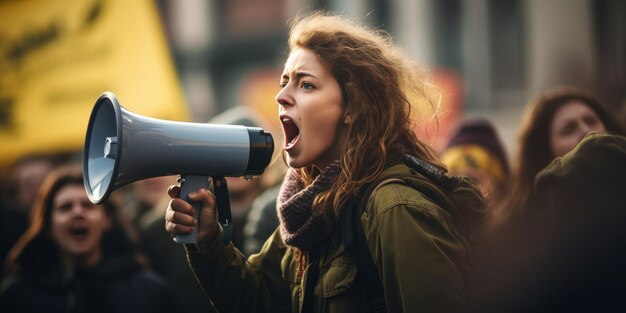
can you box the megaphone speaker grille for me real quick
[83,92,123,204]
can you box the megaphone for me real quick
[83,92,274,244]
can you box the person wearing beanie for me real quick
[442,117,510,206]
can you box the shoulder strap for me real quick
[340,173,411,313]
[340,186,388,312]
[340,155,461,313]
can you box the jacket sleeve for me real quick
[364,183,470,313]
[185,227,291,313]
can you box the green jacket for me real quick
[186,162,485,313]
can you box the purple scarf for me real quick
[277,161,341,251]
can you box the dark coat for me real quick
[0,254,177,313]
[0,201,27,282]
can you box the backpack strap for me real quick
[340,155,461,313]
[340,179,395,313]
[340,174,411,313]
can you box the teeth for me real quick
[282,117,291,123]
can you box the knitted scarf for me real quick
[277,161,341,251]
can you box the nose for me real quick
[275,87,293,108]
[577,122,597,142]
[70,202,87,216]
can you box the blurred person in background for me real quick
[469,87,625,310]
[472,132,626,312]
[440,117,510,257]
[241,183,281,256]
[0,200,27,284]
[0,155,53,283]
[0,166,177,313]
[441,117,510,208]
[491,87,625,231]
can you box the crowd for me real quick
[1,11,625,313]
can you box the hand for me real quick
[164,185,219,249]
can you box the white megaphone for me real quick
[83,92,274,244]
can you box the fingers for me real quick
[188,188,216,210]
[166,199,196,224]
[165,197,196,235]
[164,187,215,237]
[165,220,194,234]
[167,185,180,198]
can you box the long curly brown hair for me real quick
[286,12,442,217]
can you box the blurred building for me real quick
[158,0,625,155]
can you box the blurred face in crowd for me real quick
[549,101,606,157]
[276,48,348,169]
[442,144,505,205]
[50,184,111,267]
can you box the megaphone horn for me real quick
[83,92,274,244]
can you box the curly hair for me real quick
[286,12,442,217]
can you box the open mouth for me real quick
[281,116,300,150]
[68,226,90,240]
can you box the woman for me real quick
[0,166,176,313]
[165,12,484,312]
[491,87,625,228]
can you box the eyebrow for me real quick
[281,71,318,81]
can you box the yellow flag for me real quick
[0,0,188,167]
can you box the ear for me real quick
[343,111,352,125]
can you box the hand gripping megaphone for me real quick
[83,92,274,244]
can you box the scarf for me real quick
[277,161,341,251]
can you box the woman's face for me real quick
[276,48,347,169]
[50,184,111,266]
[549,100,606,157]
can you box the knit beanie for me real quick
[443,117,510,179]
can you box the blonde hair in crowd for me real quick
[287,12,442,217]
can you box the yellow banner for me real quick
[0,0,188,167]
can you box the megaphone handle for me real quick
[173,175,209,244]
[213,177,233,244]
